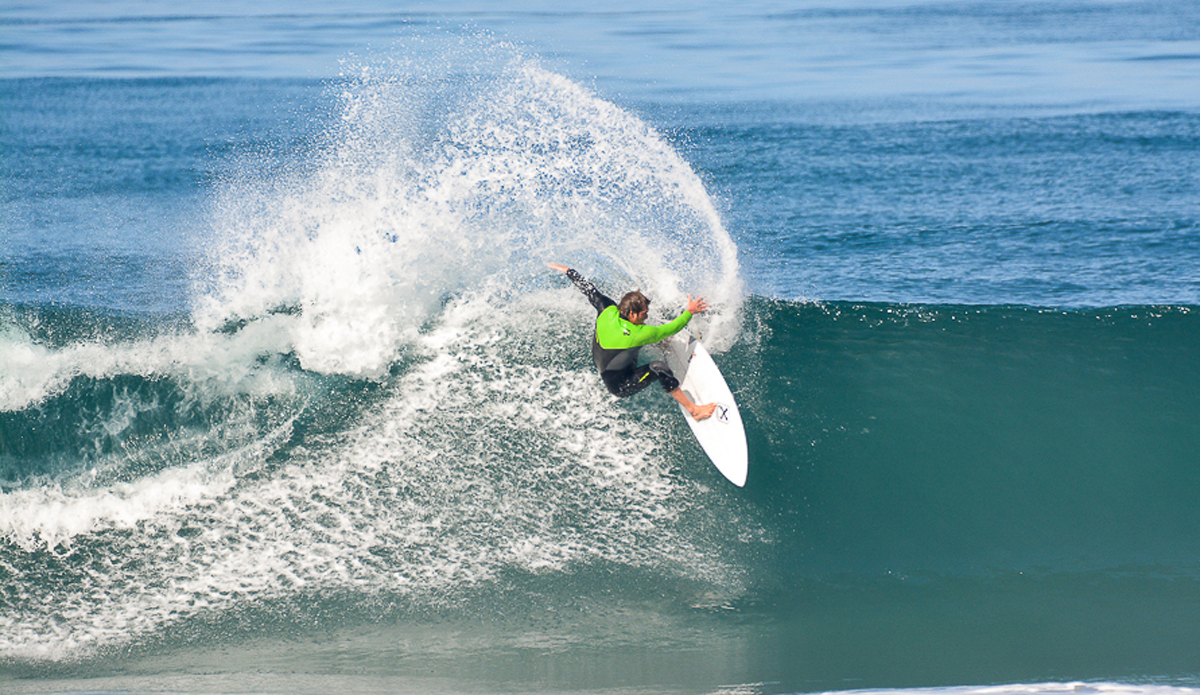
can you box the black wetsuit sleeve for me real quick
[566,268,615,315]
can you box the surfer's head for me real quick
[619,291,650,324]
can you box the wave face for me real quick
[742,301,1200,577]
[4,297,1199,689]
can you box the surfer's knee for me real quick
[601,369,640,397]
[648,361,679,392]
[600,373,625,396]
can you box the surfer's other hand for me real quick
[687,294,709,314]
[690,402,717,420]
[547,263,569,274]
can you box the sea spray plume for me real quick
[196,41,744,379]
[429,59,745,338]
[0,287,752,662]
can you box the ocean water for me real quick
[2,2,1200,694]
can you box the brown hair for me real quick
[618,291,650,320]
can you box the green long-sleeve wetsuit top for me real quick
[566,268,693,375]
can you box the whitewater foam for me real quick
[2,286,746,660]
[196,41,744,379]
[0,312,311,413]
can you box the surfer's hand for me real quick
[687,295,709,314]
[690,402,717,421]
[547,263,569,274]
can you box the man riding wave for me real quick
[548,263,716,421]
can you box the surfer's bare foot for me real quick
[670,388,716,420]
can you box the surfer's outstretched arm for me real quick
[547,263,614,315]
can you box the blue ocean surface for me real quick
[2,2,1200,694]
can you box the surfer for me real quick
[548,263,717,421]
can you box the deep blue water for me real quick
[3,2,1200,694]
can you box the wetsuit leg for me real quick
[646,360,681,392]
[601,360,679,398]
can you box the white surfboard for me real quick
[660,331,748,487]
